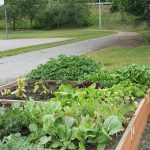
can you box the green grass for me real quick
[0,4,147,59]
[0,29,115,59]
[0,29,114,40]
[87,46,150,67]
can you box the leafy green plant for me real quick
[86,65,150,87]
[0,100,123,150]
[28,55,101,81]
[0,64,149,150]
[1,89,11,96]
[11,77,27,98]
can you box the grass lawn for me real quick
[0,29,114,40]
[0,29,115,59]
[87,46,150,67]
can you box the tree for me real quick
[1,0,92,30]
[111,0,150,26]
[5,0,24,30]
[37,0,91,29]
[21,0,48,28]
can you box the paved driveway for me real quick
[0,38,72,51]
[0,31,138,84]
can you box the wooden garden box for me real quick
[0,81,150,150]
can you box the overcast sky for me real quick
[0,0,4,6]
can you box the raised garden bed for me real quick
[0,79,102,104]
[116,91,150,150]
[0,81,150,149]
[0,79,78,102]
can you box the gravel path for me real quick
[0,38,72,51]
[0,31,138,84]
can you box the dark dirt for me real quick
[0,80,58,101]
[138,116,150,150]
[0,81,104,101]
[75,81,104,89]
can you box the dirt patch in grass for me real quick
[112,35,145,48]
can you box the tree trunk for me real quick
[13,18,16,31]
[30,18,33,29]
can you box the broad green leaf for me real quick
[29,123,38,132]
[39,136,51,145]
[65,117,76,128]
[97,143,106,150]
[103,115,123,135]
[68,143,76,150]
[52,140,63,148]
[79,142,85,150]
[0,107,6,116]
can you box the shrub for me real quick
[28,55,101,81]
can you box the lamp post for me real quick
[0,0,8,39]
[99,0,102,29]
[4,4,8,40]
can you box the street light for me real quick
[0,0,8,39]
[99,0,102,29]
[4,4,8,40]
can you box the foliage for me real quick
[0,99,123,150]
[54,81,146,122]
[11,77,26,98]
[37,0,91,29]
[0,64,149,149]
[0,0,91,30]
[85,65,150,87]
[110,0,150,26]
[1,89,11,96]
[28,55,101,81]
[0,80,146,149]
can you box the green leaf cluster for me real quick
[28,55,101,81]
[85,64,150,87]
[0,64,149,149]
[0,99,123,150]
[0,81,147,149]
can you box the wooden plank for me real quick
[116,92,150,150]
[0,81,17,90]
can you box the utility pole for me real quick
[99,0,102,29]
[4,4,8,40]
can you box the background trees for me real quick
[0,0,91,30]
[37,0,90,29]
[110,0,150,26]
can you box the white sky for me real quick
[0,0,4,6]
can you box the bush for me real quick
[28,55,101,81]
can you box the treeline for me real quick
[0,0,94,30]
[111,0,150,26]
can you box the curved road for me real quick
[0,38,72,51]
[0,31,138,84]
